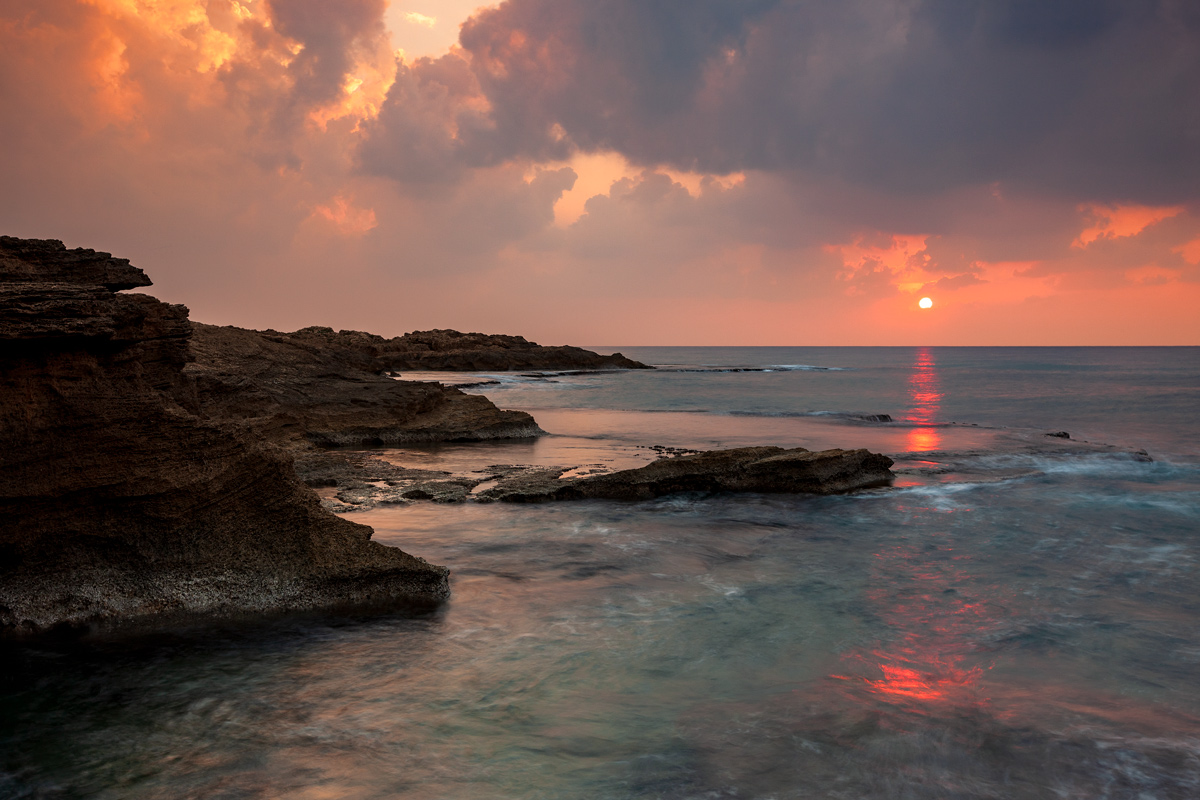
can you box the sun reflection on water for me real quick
[906,347,942,452]
[831,525,995,723]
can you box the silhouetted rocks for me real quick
[479,446,895,503]
[276,325,650,371]
[0,237,449,635]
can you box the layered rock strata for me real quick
[0,237,449,635]
[187,323,542,447]
[269,325,650,371]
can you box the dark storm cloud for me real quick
[266,0,388,107]
[362,0,1200,202]
[358,53,497,184]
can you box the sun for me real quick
[918,297,933,309]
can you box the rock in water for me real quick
[481,446,895,502]
[0,237,449,635]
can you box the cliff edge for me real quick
[0,237,449,635]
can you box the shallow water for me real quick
[3,347,1199,798]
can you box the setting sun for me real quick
[919,297,933,309]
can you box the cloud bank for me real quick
[1,0,1198,344]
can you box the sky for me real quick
[1,0,1198,345]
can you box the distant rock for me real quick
[1045,431,1070,439]
[188,323,542,447]
[0,237,449,635]
[479,446,895,503]
[275,325,651,371]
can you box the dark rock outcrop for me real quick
[0,237,449,635]
[273,325,650,371]
[479,446,895,502]
[0,236,151,291]
[187,323,543,446]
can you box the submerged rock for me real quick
[0,237,449,636]
[479,446,895,503]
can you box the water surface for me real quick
[3,347,1198,799]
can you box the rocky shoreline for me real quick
[0,236,661,636]
[0,239,462,634]
[0,235,895,636]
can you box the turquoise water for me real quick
[3,347,1199,798]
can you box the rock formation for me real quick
[480,446,895,502]
[187,323,542,447]
[314,447,896,511]
[0,237,449,635]
[270,325,650,371]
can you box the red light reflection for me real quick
[906,347,942,452]
[830,531,997,720]
[866,662,982,701]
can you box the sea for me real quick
[3,346,1199,799]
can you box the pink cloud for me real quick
[1073,203,1184,248]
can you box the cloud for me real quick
[309,194,378,235]
[1,0,1198,345]
[1073,203,1185,248]
[360,0,1200,205]
[403,11,437,29]
[265,0,389,106]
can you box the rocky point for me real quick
[0,237,451,635]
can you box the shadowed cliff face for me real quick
[0,237,449,635]
[186,323,543,447]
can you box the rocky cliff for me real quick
[0,237,449,635]
[272,325,650,371]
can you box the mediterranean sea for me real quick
[4,347,1199,799]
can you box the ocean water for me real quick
[3,347,1200,799]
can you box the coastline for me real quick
[0,237,671,636]
[3,319,1197,796]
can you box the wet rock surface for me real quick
[0,238,449,635]
[482,446,896,502]
[317,446,895,511]
[271,325,650,371]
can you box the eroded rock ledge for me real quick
[270,325,650,371]
[187,323,543,447]
[316,446,895,511]
[0,237,450,635]
[487,446,895,502]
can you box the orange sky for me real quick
[1,0,1197,345]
